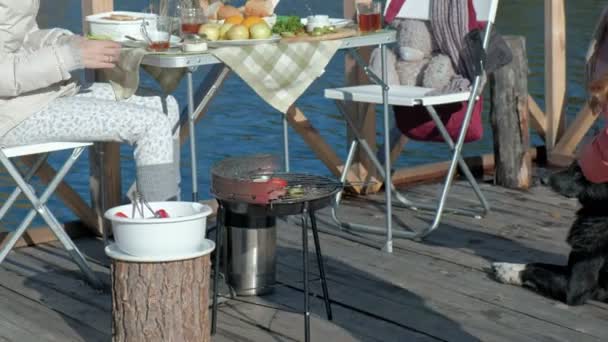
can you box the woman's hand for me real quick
[80,39,121,69]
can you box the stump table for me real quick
[105,240,215,342]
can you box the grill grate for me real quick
[212,172,342,205]
[264,173,342,204]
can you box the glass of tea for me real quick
[141,16,175,52]
[179,7,207,36]
[356,1,382,33]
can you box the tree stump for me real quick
[490,36,532,189]
[111,255,211,342]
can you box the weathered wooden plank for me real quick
[5,238,421,342]
[234,285,437,342]
[0,222,89,250]
[392,153,496,187]
[0,285,108,342]
[0,243,111,312]
[275,226,607,341]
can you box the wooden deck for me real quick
[1,175,607,342]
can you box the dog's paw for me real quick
[491,262,526,286]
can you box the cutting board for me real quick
[281,28,358,43]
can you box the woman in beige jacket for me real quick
[0,0,180,201]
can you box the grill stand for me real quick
[211,201,333,342]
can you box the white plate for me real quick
[105,240,215,263]
[119,35,182,49]
[300,17,353,29]
[208,34,281,47]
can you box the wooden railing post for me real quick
[544,0,566,150]
[343,0,381,194]
[490,36,532,189]
[82,0,121,237]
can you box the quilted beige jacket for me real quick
[0,0,80,140]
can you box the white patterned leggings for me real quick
[0,83,181,201]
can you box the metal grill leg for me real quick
[310,211,332,320]
[211,204,224,335]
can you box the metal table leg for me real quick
[187,69,199,202]
[283,114,290,172]
[211,204,224,335]
[380,44,393,253]
[309,211,332,320]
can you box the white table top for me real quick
[141,30,396,68]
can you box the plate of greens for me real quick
[272,15,306,37]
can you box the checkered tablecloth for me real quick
[211,40,342,113]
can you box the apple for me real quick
[250,22,272,39]
[226,24,250,40]
[198,23,220,41]
[219,23,234,40]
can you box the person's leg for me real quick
[78,83,182,199]
[1,91,178,201]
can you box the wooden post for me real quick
[544,0,566,150]
[490,36,532,189]
[82,0,113,34]
[111,255,212,342]
[343,0,381,194]
[82,0,122,237]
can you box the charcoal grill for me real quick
[212,172,343,216]
[210,155,342,342]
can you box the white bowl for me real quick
[86,11,157,41]
[104,201,213,258]
[306,15,330,33]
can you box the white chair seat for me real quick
[3,142,93,158]
[324,85,471,107]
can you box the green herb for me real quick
[272,15,304,34]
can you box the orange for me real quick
[242,16,264,28]
[225,15,244,25]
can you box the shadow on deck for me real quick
[1,178,607,341]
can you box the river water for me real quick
[1,0,604,228]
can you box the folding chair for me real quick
[0,142,103,289]
[324,0,498,251]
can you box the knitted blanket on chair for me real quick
[430,0,476,93]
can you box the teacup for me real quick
[141,16,175,51]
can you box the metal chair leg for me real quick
[211,204,224,336]
[302,205,311,342]
[309,211,332,320]
[328,98,490,243]
[0,148,103,289]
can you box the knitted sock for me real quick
[136,163,178,202]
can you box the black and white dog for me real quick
[492,162,608,305]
